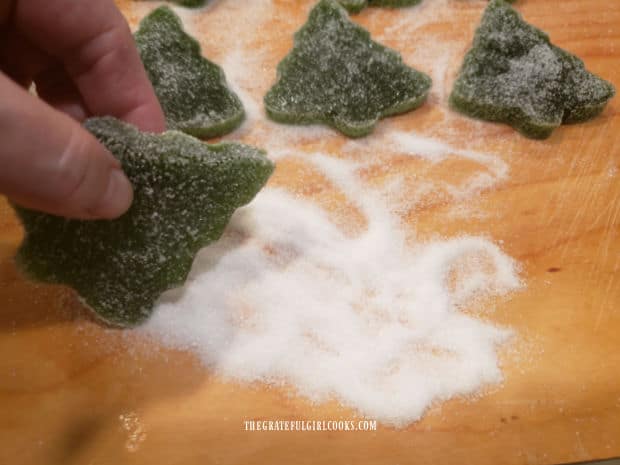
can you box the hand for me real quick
[0,0,166,219]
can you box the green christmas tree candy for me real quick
[264,0,432,138]
[135,6,245,138]
[14,117,274,327]
[170,0,207,7]
[338,0,366,12]
[340,0,515,12]
[449,0,615,139]
[338,0,421,14]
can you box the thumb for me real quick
[0,73,133,219]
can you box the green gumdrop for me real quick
[169,0,207,7]
[338,0,367,13]
[449,0,615,139]
[341,0,514,11]
[264,0,431,138]
[135,6,245,138]
[14,117,274,327]
[338,0,421,14]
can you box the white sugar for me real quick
[140,143,521,425]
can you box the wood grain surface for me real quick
[1,1,619,464]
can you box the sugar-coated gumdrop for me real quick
[264,0,431,138]
[450,0,615,139]
[338,0,367,12]
[135,6,245,138]
[338,0,515,15]
[169,0,207,8]
[14,117,274,327]
[338,0,421,14]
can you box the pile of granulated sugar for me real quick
[126,0,524,426]
[139,149,521,426]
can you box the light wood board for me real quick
[1,0,619,464]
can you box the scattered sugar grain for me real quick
[140,148,522,426]
[119,0,528,426]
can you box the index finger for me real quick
[12,0,165,132]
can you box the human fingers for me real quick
[34,65,89,121]
[0,1,12,26]
[0,26,52,87]
[0,72,133,219]
[13,0,165,133]
[0,29,94,120]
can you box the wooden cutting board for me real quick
[1,1,619,464]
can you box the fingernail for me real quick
[90,169,134,219]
